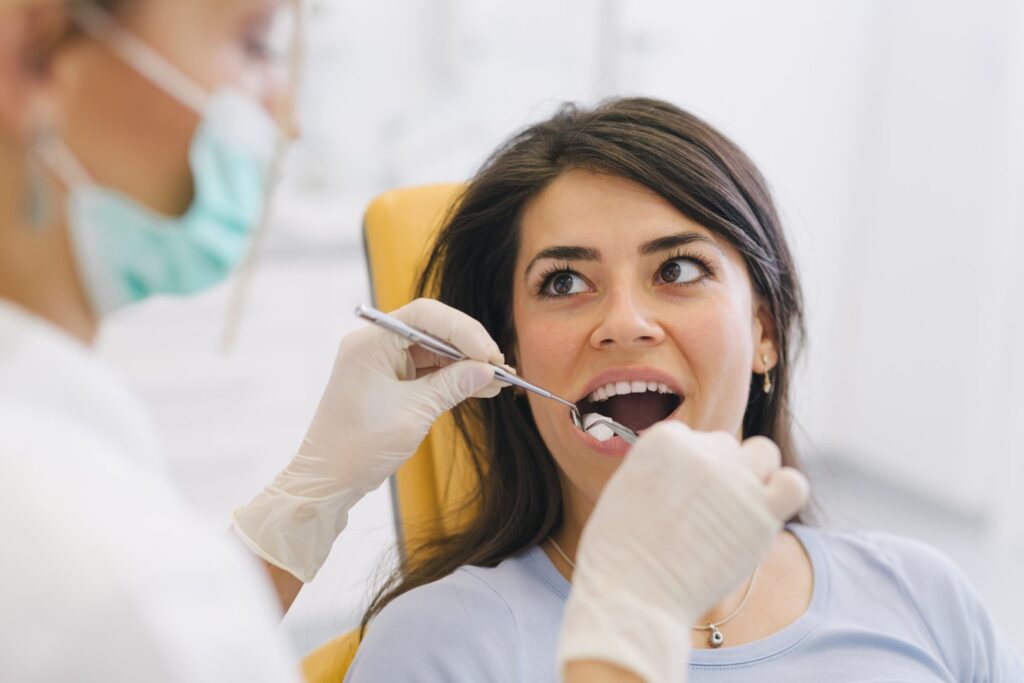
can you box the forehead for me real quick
[517,169,725,258]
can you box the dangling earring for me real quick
[21,128,55,230]
[761,354,773,395]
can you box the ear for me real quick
[0,3,67,143]
[752,297,778,373]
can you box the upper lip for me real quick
[573,366,684,404]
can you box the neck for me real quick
[0,145,98,343]
[545,480,773,637]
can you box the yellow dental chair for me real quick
[301,183,475,683]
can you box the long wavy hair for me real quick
[361,97,806,633]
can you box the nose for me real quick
[589,287,666,349]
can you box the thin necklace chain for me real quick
[547,537,760,633]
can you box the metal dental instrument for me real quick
[355,304,638,445]
[584,416,639,444]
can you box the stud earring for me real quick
[761,354,773,395]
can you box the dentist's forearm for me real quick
[262,559,303,613]
[229,528,305,614]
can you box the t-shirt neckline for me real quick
[524,523,831,668]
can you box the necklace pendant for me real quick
[709,625,724,648]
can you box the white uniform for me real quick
[0,299,302,682]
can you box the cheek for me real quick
[669,298,755,431]
[512,308,581,443]
[514,318,582,380]
[54,48,197,214]
[511,285,592,383]
[514,301,619,504]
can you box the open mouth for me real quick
[576,379,683,434]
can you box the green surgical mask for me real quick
[42,4,285,317]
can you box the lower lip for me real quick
[571,426,632,457]
[569,400,685,457]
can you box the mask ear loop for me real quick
[24,119,96,230]
[220,0,308,353]
[69,2,208,116]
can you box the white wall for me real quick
[98,0,1024,656]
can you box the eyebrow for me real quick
[639,232,724,256]
[523,245,601,279]
[523,231,722,280]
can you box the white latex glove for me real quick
[558,422,809,683]
[233,298,505,582]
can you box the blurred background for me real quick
[96,0,1024,657]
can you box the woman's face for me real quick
[49,0,292,215]
[512,169,776,512]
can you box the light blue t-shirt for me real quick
[345,525,1023,682]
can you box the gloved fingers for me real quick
[737,436,782,483]
[692,430,742,462]
[408,344,453,371]
[633,420,694,451]
[422,361,507,398]
[390,298,504,365]
[616,421,696,477]
[409,359,498,414]
[407,343,517,387]
[696,429,737,448]
[473,377,505,399]
[471,363,517,398]
[608,421,727,502]
[762,467,810,522]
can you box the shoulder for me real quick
[804,525,970,595]
[799,525,1023,680]
[800,525,978,615]
[347,567,521,682]
[380,562,523,636]
[348,549,563,682]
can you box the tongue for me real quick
[601,393,678,432]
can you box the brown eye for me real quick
[553,273,575,294]
[657,259,703,285]
[540,271,588,297]
[660,261,682,283]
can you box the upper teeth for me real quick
[586,381,677,403]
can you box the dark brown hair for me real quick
[361,97,806,633]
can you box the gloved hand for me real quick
[557,422,809,683]
[233,298,505,583]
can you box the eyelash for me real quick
[535,250,716,299]
[535,262,577,298]
[659,249,716,283]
